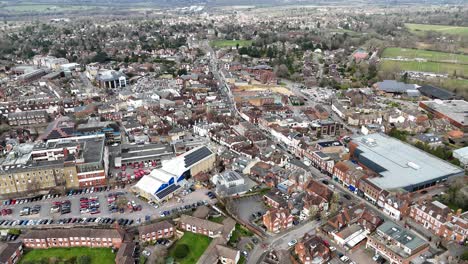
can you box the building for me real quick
[409,200,467,243]
[7,110,48,126]
[96,70,127,89]
[113,143,175,168]
[418,85,456,100]
[211,170,249,197]
[215,245,240,264]
[366,221,429,264]
[325,204,383,249]
[333,160,367,193]
[263,189,288,209]
[0,242,23,264]
[294,234,331,264]
[453,146,468,170]
[419,100,468,132]
[32,134,108,188]
[374,80,418,95]
[263,208,294,233]
[115,242,136,264]
[23,228,125,249]
[138,220,174,242]
[180,214,225,238]
[133,146,215,202]
[0,134,107,195]
[349,133,464,193]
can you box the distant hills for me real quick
[1,0,466,8]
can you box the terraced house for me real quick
[409,200,467,243]
[23,228,125,249]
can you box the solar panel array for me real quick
[184,147,212,168]
[155,184,181,199]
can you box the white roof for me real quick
[134,175,164,195]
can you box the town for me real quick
[0,1,467,264]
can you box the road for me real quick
[247,219,321,264]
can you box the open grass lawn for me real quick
[382,47,468,64]
[20,247,116,264]
[169,232,212,264]
[210,39,253,48]
[406,23,468,37]
[380,60,468,75]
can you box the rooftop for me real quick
[352,133,464,191]
[420,100,468,126]
[374,221,427,256]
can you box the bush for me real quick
[174,244,189,259]
[77,255,92,264]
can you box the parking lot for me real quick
[0,185,215,229]
[229,194,267,223]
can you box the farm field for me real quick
[406,23,468,37]
[210,39,253,48]
[20,247,116,264]
[382,48,468,64]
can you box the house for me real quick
[23,228,125,249]
[215,244,240,264]
[333,160,367,193]
[115,242,136,264]
[7,110,48,126]
[263,208,294,233]
[409,200,467,243]
[0,242,23,264]
[138,221,174,242]
[366,222,429,264]
[294,234,331,264]
[264,189,288,209]
[325,204,383,249]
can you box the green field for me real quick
[20,247,116,264]
[381,60,468,75]
[210,39,253,48]
[168,232,212,264]
[406,23,468,37]
[382,47,468,64]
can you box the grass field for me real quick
[168,232,212,264]
[210,39,253,48]
[20,247,116,264]
[406,23,468,37]
[380,60,468,75]
[382,47,468,64]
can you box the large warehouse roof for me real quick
[352,133,464,190]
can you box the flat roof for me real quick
[420,100,468,126]
[353,133,464,191]
[376,221,427,251]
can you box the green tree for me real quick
[77,256,91,264]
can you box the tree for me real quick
[177,68,187,76]
[308,206,319,219]
[275,64,289,78]
[174,244,189,259]
[77,256,91,264]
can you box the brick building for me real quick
[263,208,294,233]
[138,220,174,242]
[23,228,125,249]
